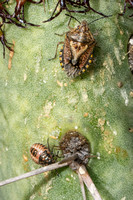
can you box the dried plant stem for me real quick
[77,170,86,200]
[59,154,78,164]
[77,164,102,200]
[0,154,102,200]
[0,161,69,187]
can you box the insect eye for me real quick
[74,45,78,49]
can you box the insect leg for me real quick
[0,29,13,58]
[47,138,50,150]
[20,6,40,26]
[43,9,62,23]
[119,1,127,16]
[43,0,62,22]
[28,0,42,4]
[88,7,109,17]
[48,41,64,61]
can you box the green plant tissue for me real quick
[0,0,133,200]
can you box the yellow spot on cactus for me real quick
[89,60,92,63]
[23,155,28,162]
[84,113,88,117]
[0,30,3,37]
[86,65,89,68]
[82,69,85,72]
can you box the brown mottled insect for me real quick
[43,0,109,23]
[128,34,133,74]
[119,0,133,17]
[59,130,91,168]
[59,20,96,77]
[0,27,13,58]
[12,0,42,26]
[30,143,55,166]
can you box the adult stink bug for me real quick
[59,20,96,77]
[128,34,133,74]
[30,143,55,166]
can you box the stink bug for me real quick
[30,143,55,166]
[59,20,96,77]
[128,35,133,74]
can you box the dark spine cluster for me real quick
[59,131,91,165]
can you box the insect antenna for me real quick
[47,138,50,150]
[88,14,112,25]
[65,13,81,24]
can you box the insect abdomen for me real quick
[30,143,54,166]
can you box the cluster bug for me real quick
[119,0,133,17]
[58,20,96,77]
[0,27,13,58]
[128,34,133,74]
[12,0,42,26]
[43,0,109,23]
[59,130,91,167]
[30,143,55,166]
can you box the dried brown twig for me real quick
[0,161,70,187]
[75,163,102,200]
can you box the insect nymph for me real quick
[30,143,55,166]
[59,20,96,77]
